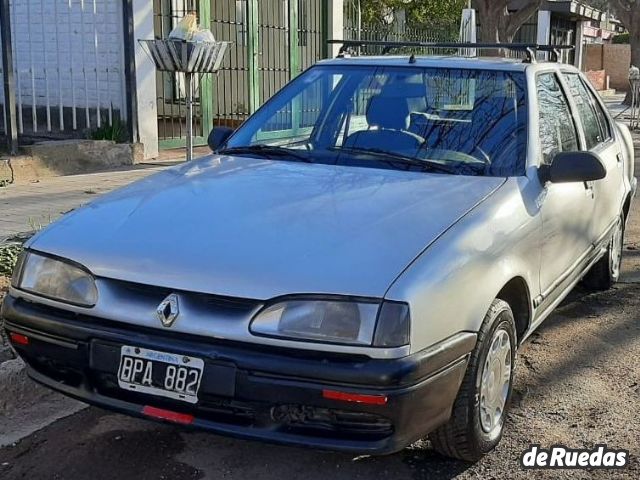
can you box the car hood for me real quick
[28,156,505,299]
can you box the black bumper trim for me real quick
[23,355,468,454]
[2,294,475,454]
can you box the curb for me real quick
[0,358,87,448]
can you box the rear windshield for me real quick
[226,65,528,177]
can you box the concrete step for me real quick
[1,140,143,185]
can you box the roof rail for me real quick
[327,40,575,64]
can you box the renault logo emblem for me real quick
[157,293,180,328]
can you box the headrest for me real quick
[366,95,410,130]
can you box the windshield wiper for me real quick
[332,147,460,174]
[218,145,312,162]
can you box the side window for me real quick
[536,73,579,164]
[563,73,610,149]
[585,78,612,142]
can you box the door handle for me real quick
[617,153,624,164]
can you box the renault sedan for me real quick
[2,51,636,461]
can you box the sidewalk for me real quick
[602,93,634,122]
[0,164,173,240]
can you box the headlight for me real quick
[13,251,98,307]
[250,299,410,347]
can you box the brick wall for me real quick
[1,0,125,115]
[585,70,606,91]
[584,43,632,91]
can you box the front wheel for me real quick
[429,299,516,462]
[583,215,624,291]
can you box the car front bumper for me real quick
[2,294,474,454]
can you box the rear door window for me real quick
[536,73,579,164]
[563,73,610,149]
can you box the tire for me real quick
[583,215,624,291]
[429,299,517,462]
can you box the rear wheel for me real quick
[429,299,516,462]
[583,215,624,291]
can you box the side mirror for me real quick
[208,127,234,152]
[539,151,607,184]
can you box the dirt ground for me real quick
[0,282,638,480]
[0,154,639,479]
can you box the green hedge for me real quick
[0,242,23,277]
[612,33,630,44]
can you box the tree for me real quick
[607,1,639,70]
[402,0,467,25]
[472,0,543,43]
[358,0,465,26]
[590,0,639,103]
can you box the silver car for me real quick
[3,48,637,461]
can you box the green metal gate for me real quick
[153,0,327,149]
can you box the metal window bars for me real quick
[1,0,127,142]
[327,40,575,64]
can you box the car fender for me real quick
[616,121,636,194]
[385,177,542,354]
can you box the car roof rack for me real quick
[327,40,575,64]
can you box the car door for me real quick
[536,72,596,307]
[561,71,625,244]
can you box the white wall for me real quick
[327,0,344,58]
[132,0,159,159]
[536,10,551,61]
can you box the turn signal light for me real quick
[9,332,29,346]
[142,406,194,425]
[322,389,388,405]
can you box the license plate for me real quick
[117,346,204,404]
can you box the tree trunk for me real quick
[475,2,508,43]
[631,30,640,69]
[611,1,639,105]
[474,0,542,56]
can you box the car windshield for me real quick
[224,65,528,176]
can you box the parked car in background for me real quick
[2,44,636,461]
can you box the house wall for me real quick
[584,43,631,91]
[132,0,159,159]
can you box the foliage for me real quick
[89,117,127,143]
[359,0,466,26]
[583,0,611,9]
[613,33,630,43]
[606,1,639,65]
[402,0,467,25]
[0,242,22,277]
